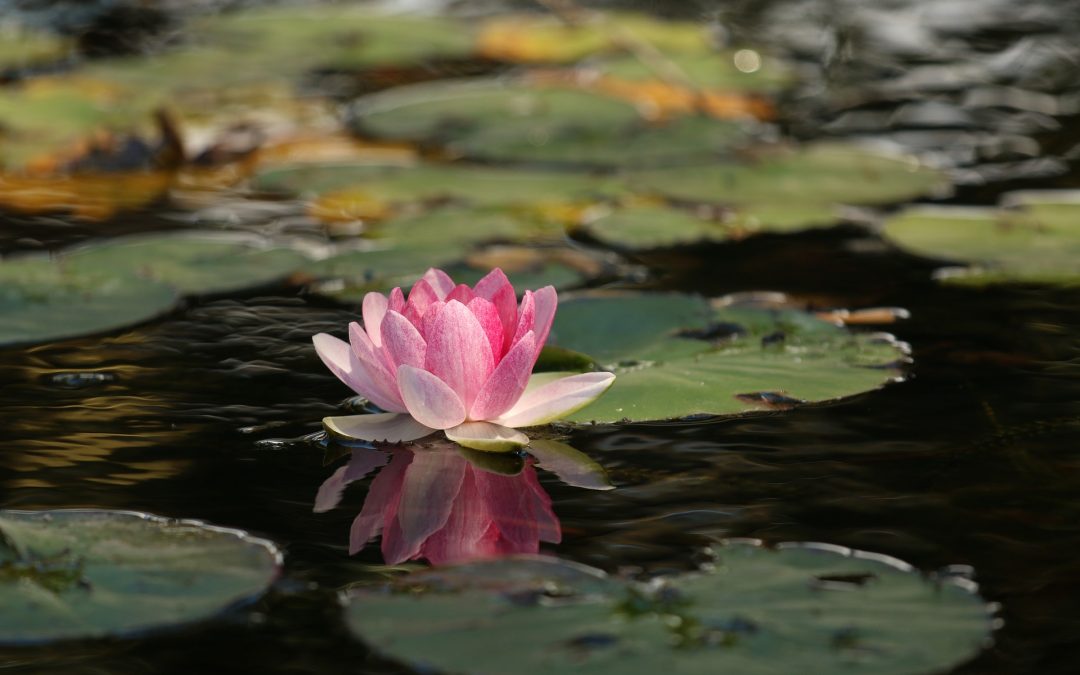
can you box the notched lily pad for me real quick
[882,192,1080,286]
[343,541,993,675]
[0,509,281,644]
[547,292,908,423]
[349,79,745,166]
[0,255,179,347]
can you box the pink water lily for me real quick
[313,268,615,452]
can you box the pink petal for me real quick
[494,372,616,428]
[390,447,467,562]
[380,310,426,371]
[422,268,456,299]
[447,283,475,305]
[531,286,557,356]
[424,300,494,410]
[313,333,402,412]
[347,323,406,412]
[467,297,504,361]
[511,290,535,346]
[388,286,405,313]
[403,278,440,327]
[397,365,467,430]
[349,447,412,555]
[474,268,518,353]
[469,331,537,421]
[420,300,445,340]
[323,412,435,443]
[445,421,529,452]
[362,292,389,348]
[313,448,389,513]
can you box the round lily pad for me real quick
[253,162,624,209]
[0,255,179,347]
[344,541,993,675]
[349,79,745,166]
[547,293,907,423]
[0,509,282,644]
[64,231,311,295]
[881,193,1080,286]
[579,203,728,249]
[620,143,948,230]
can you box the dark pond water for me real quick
[1,0,1079,673]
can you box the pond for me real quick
[0,0,1078,673]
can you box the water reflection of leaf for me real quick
[315,439,612,565]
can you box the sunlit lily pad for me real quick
[578,203,728,249]
[475,12,713,64]
[253,161,623,210]
[344,541,993,675]
[65,231,310,295]
[881,193,1080,286]
[0,509,281,644]
[0,256,178,347]
[547,293,907,423]
[350,79,745,166]
[620,143,948,230]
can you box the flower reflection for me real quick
[315,442,566,565]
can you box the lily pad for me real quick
[64,231,311,295]
[253,161,624,209]
[0,256,178,347]
[620,143,948,231]
[579,203,729,249]
[475,12,713,64]
[349,79,745,166]
[881,193,1080,286]
[0,509,281,644]
[0,27,74,73]
[546,293,907,423]
[344,541,992,675]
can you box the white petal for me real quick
[494,372,616,428]
[445,421,530,453]
[323,413,436,443]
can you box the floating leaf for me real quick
[64,231,310,295]
[578,203,728,249]
[350,79,745,166]
[254,161,623,210]
[0,510,281,644]
[547,293,906,423]
[344,541,992,675]
[475,13,712,64]
[0,171,172,220]
[881,193,1080,286]
[0,256,178,347]
[0,27,74,73]
[620,143,948,231]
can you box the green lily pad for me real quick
[253,161,624,207]
[65,231,310,295]
[344,541,992,675]
[881,193,1080,286]
[0,509,281,644]
[0,255,179,347]
[305,207,604,298]
[350,79,745,166]
[620,143,948,231]
[547,292,907,423]
[0,27,74,72]
[580,203,729,249]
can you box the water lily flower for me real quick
[312,268,615,452]
[314,444,560,565]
